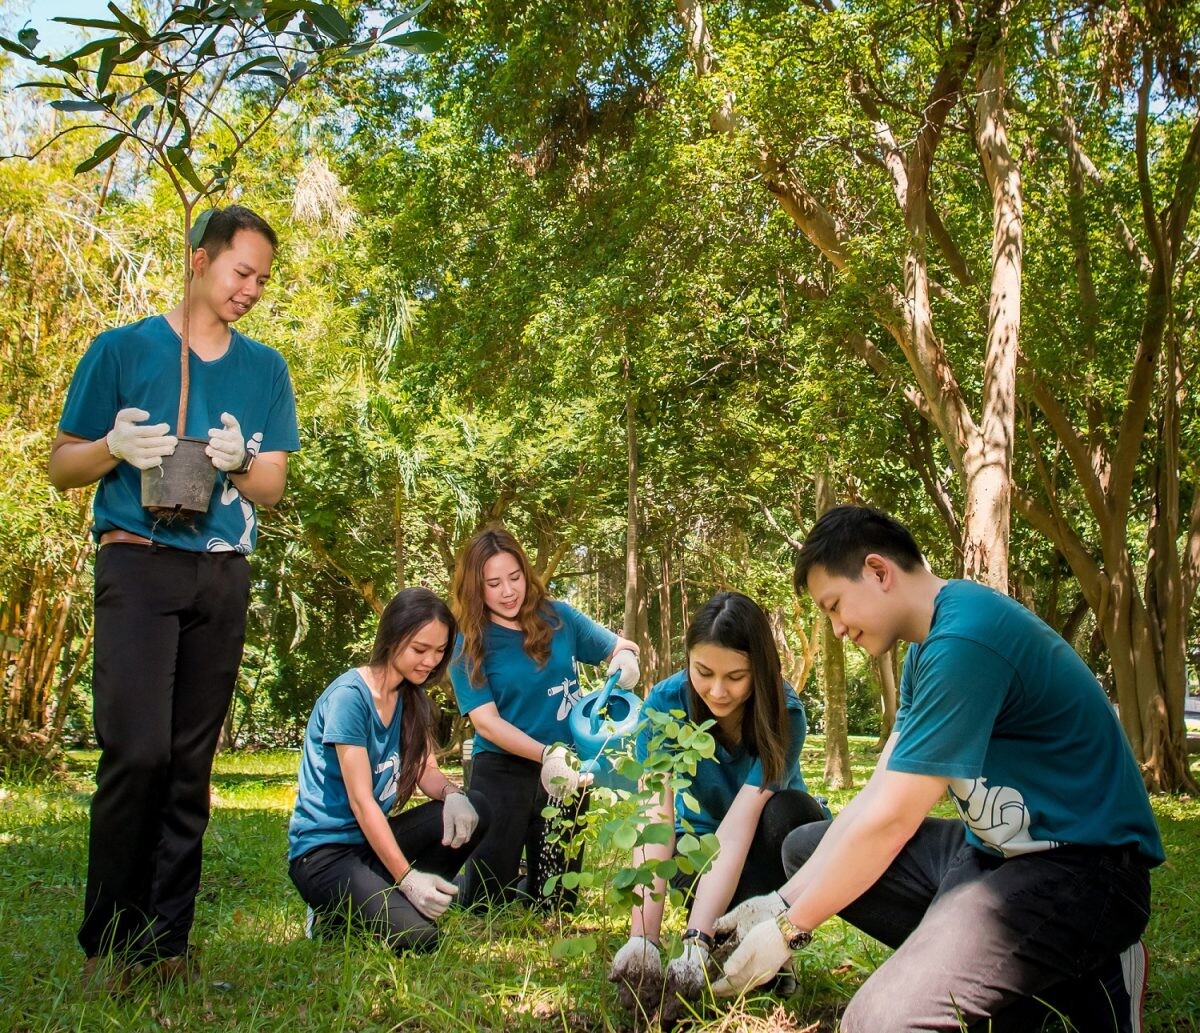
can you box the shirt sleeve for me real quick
[59,333,119,441]
[450,637,494,716]
[634,680,681,763]
[774,693,809,791]
[260,353,300,453]
[558,602,618,667]
[320,684,372,748]
[887,635,1013,779]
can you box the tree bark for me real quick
[873,648,899,751]
[622,365,651,658]
[816,472,852,788]
[965,33,1021,590]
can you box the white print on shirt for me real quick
[375,752,401,804]
[548,675,586,720]
[947,776,1059,857]
[206,431,264,555]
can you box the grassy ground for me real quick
[0,737,1196,1032]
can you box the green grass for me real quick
[0,739,1196,1031]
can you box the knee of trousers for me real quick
[759,790,826,839]
[100,740,173,782]
[387,920,440,955]
[781,819,831,877]
[466,788,493,838]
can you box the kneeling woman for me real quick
[450,525,639,910]
[609,591,826,1012]
[288,588,490,952]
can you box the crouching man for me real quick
[713,505,1162,1033]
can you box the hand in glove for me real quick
[398,868,458,920]
[607,935,663,1014]
[106,407,177,470]
[606,647,641,690]
[712,891,787,949]
[711,918,793,997]
[660,939,713,1029]
[540,744,593,801]
[206,412,247,472]
[441,790,479,849]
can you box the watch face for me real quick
[776,911,812,949]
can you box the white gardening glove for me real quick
[608,935,663,1013]
[398,868,458,920]
[206,411,246,472]
[440,790,479,849]
[606,647,641,690]
[712,891,788,949]
[540,744,593,801]
[665,939,712,1000]
[711,917,793,997]
[106,407,177,470]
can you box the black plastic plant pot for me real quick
[141,436,216,515]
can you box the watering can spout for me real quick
[589,671,622,735]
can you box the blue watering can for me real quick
[569,671,641,792]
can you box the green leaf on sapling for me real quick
[379,29,445,54]
[379,2,432,34]
[51,99,109,112]
[166,146,205,191]
[306,4,351,42]
[63,35,124,60]
[188,208,215,248]
[74,131,125,174]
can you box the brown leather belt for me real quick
[99,529,157,548]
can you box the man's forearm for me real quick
[49,434,118,490]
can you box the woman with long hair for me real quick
[450,524,640,909]
[288,587,490,953]
[608,591,826,1016]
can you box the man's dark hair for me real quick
[793,505,925,594]
[194,205,278,257]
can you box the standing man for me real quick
[49,205,300,989]
[712,505,1163,1033]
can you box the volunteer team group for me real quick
[51,206,1164,1032]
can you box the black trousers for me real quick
[462,750,590,910]
[289,792,491,953]
[78,543,250,963]
[671,789,828,908]
[784,817,1152,1032]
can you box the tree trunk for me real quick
[393,486,406,589]
[873,648,899,751]
[816,472,852,787]
[658,547,673,681]
[965,35,1021,591]
[622,367,651,658]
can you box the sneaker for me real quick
[1088,940,1147,1033]
[1118,940,1147,1033]
[305,906,315,939]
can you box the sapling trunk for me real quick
[178,201,193,437]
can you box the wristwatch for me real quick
[774,909,813,950]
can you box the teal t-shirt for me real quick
[890,579,1164,864]
[288,670,405,861]
[59,314,300,553]
[450,600,617,755]
[635,670,811,837]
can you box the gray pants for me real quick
[783,818,1151,1032]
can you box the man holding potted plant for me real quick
[49,205,300,990]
